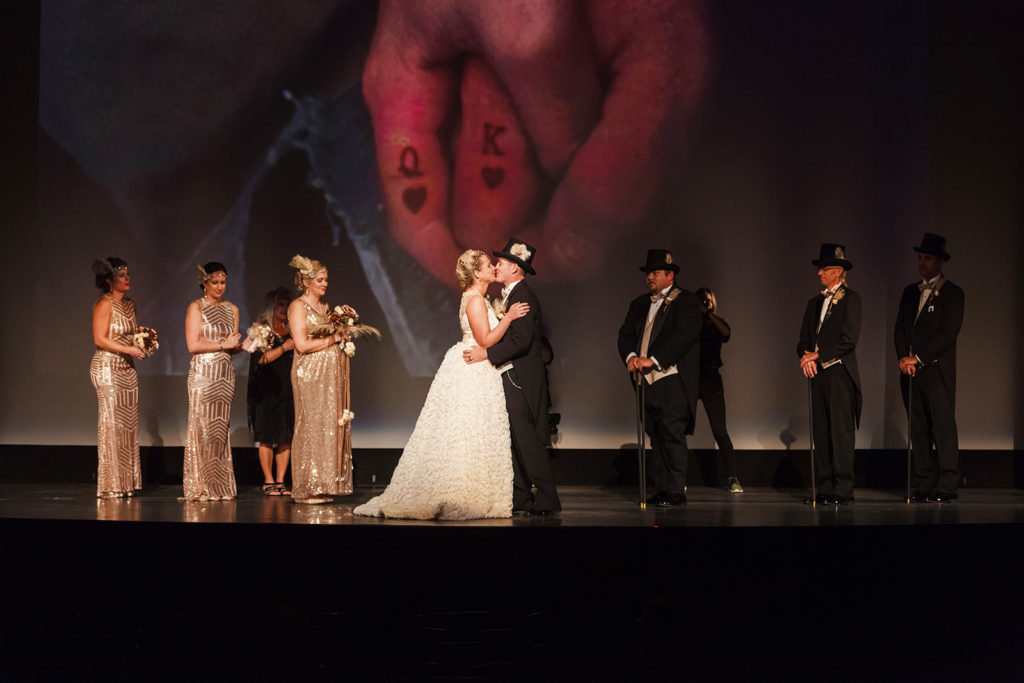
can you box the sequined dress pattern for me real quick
[290,301,353,500]
[354,290,512,520]
[182,298,237,500]
[89,294,142,497]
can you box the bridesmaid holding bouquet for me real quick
[182,261,240,501]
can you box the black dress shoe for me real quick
[804,494,830,505]
[512,509,531,516]
[833,494,854,505]
[926,492,958,503]
[525,509,557,517]
[909,491,931,503]
[659,493,687,507]
[645,492,669,505]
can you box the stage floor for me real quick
[4,483,1024,680]
[3,482,1024,527]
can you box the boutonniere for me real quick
[832,288,846,304]
[659,288,682,314]
[927,288,940,303]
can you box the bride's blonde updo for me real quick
[455,249,488,290]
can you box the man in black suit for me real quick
[465,238,559,516]
[617,250,703,506]
[797,244,862,505]
[895,233,965,503]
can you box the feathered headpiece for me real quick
[92,259,114,277]
[289,254,320,279]
[195,264,211,285]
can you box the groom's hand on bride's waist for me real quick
[463,346,488,364]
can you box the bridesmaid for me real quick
[287,254,353,504]
[182,261,241,501]
[90,257,147,498]
[246,287,296,496]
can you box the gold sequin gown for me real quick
[89,294,142,498]
[182,298,238,501]
[290,301,353,501]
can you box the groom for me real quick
[464,238,560,516]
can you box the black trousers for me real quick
[643,376,693,495]
[698,369,738,480]
[502,371,560,512]
[810,365,856,497]
[906,365,960,494]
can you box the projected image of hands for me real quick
[364,0,708,284]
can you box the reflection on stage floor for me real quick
[3,483,1023,527]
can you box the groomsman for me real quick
[894,233,965,503]
[797,244,862,505]
[617,250,703,506]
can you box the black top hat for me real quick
[812,243,853,271]
[493,237,537,275]
[639,249,680,273]
[913,232,950,261]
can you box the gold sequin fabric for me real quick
[290,301,353,501]
[182,298,237,501]
[89,294,142,498]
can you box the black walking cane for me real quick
[807,377,817,506]
[905,373,913,503]
[635,371,647,507]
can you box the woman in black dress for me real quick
[695,287,743,493]
[246,288,295,495]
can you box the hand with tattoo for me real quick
[363,0,709,284]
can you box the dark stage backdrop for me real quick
[2,1,1021,451]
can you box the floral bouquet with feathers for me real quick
[132,327,159,355]
[242,322,274,354]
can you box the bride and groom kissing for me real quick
[353,238,560,520]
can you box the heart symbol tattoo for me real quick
[481,167,505,190]
[402,186,427,214]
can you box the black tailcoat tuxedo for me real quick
[796,284,862,497]
[617,286,703,495]
[487,280,559,513]
[894,276,964,495]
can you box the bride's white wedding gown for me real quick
[353,290,513,520]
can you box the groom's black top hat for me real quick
[639,249,679,273]
[494,237,537,275]
[913,232,950,261]
[812,243,853,271]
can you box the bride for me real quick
[353,250,529,520]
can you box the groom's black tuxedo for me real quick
[487,279,559,513]
[617,285,703,495]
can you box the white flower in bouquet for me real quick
[338,409,355,426]
[343,341,356,357]
[132,327,159,355]
[244,322,274,353]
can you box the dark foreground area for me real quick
[2,484,1024,681]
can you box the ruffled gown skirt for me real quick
[354,342,513,520]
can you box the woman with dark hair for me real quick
[182,261,241,501]
[695,287,743,493]
[90,257,148,498]
[246,287,295,496]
